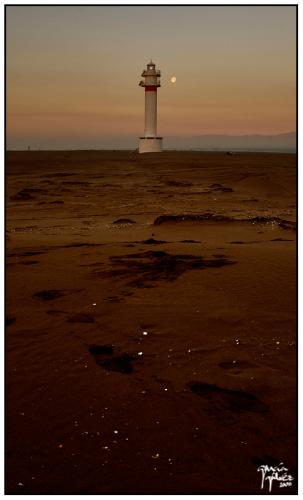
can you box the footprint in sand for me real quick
[33,290,65,300]
[187,382,268,414]
[9,251,45,257]
[271,237,294,242]
[141,238,167,245]
[88,344,137,374]
[180,240,201,243]
[34,288,83,301]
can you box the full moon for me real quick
[170,76,177,83]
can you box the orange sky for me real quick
[6,6,296,148]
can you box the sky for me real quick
[6,5,296,149]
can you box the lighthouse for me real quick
[139,60,162,153]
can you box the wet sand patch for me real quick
[97,250,236,287]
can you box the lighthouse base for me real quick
[139,137,162,154]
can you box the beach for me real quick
[6,150,297,493]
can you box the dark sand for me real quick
[6,151,297,493]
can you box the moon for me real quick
[170,76,177,83]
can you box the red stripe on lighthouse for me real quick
[145,86,157,92]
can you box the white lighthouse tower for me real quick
[139,60,162,153]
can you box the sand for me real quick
[6,150,297,493]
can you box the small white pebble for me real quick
[152,453,160,459]
[17,482,24,487]
[142,331,148,336]
[164,388,168,391]
[138,352,143,356]
[114,430,118,434]
[92,303,97,306]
